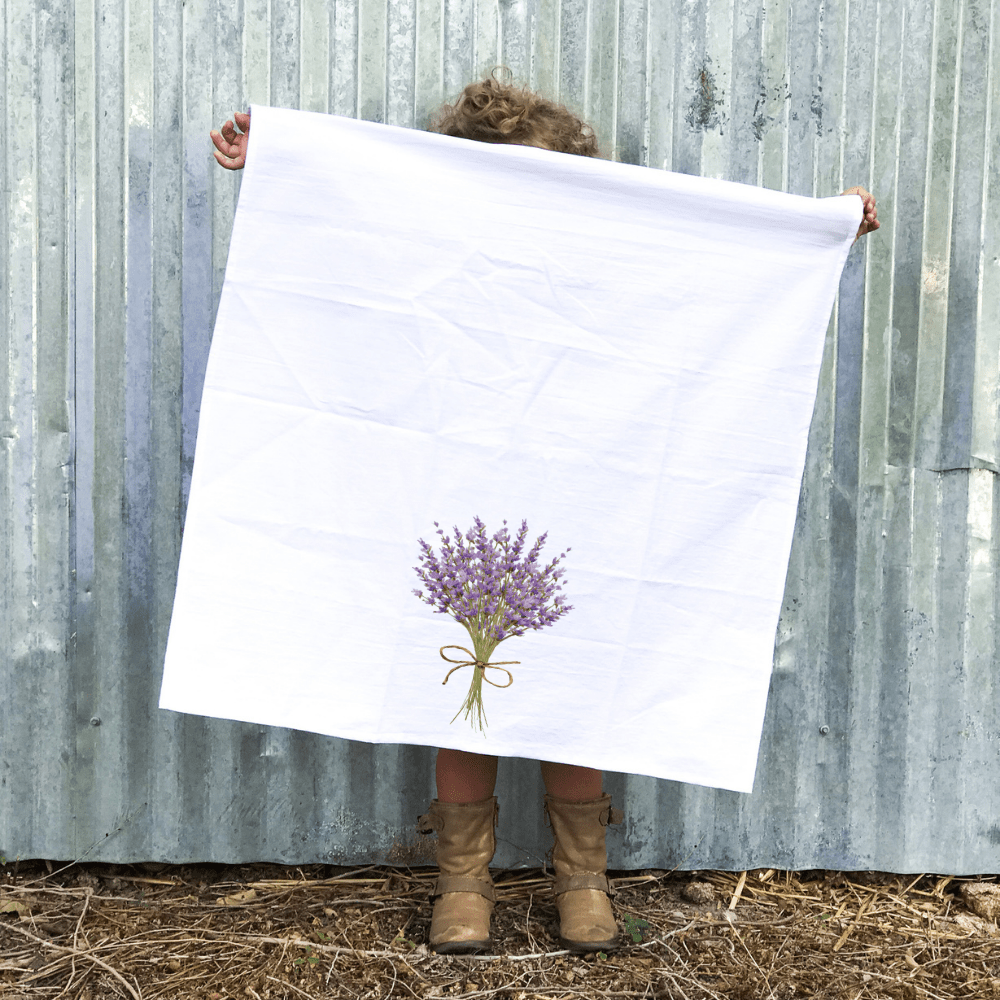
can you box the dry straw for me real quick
[2,860,1000,998]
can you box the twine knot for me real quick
[439,645,518,688]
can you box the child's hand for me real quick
[841,186,879,243]
[211,111,250,169]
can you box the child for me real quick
[211,72,879,956]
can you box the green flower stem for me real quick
[449,626,503,733]
[450,664,488,733]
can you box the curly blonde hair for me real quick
[428,68,600,158]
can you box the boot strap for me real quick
[417,798,499,835]
[543,798,624,828]
[606,806,624,826]
[416,811,440,835]
[553,873,615,896]
[433,875,496,903]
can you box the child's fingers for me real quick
[210,130,232,155]
[843,187,879,240]
[212,142,245,169]
[862,195,877,227]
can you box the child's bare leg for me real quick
[435,748,499,803]
[540,761,602,801]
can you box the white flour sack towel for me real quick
[159,105,860,793]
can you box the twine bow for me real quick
[439,645,518,688]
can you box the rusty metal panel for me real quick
[1,0,998,872]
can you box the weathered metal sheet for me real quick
[2,0,998,872]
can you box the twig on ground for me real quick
[3,921,142,1000]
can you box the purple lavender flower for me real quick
[413,517,573,730]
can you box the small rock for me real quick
[681,881,715,904]
[960,882,1000,921]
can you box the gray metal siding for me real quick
[2,0,999,872]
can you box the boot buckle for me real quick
[602,805,624,826]
[416,811,442,835]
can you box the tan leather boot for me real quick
[544,792,623,953]
[416,796,498,954]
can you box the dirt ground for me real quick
[2,861,1000,999]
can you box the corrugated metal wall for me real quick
[2,0,998,873]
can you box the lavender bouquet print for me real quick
[158,106,862,792]
[414,518,572,731]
